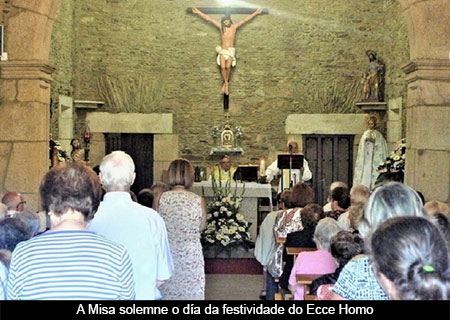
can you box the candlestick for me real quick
[260,159,265,176]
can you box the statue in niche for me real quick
[361,50,385,102]
[70,138,86,163]
[192,7,263,95]
[353,113,388,189]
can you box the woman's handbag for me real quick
[267,208,302,278]
[267,242,284,278]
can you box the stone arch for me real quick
[0,0,61,208]
[0,0,448,209]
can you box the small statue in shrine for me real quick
[70,138,85,163]
[221,124,234,148]
[361,50,385,102]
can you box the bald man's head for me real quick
[287,141,299,153]
[1,192,25,212]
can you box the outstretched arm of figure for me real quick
[235,8,263,28]
[192,7,221,29]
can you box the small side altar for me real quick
[192,181,272,258]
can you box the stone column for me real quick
[398,0,450,203]
[0,61,55,210]
[0,0,61,210]
[402,60,450,203]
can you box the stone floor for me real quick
[205,274,264,300]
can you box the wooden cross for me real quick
[186,7,269,15]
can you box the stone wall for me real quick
[49,0,409,168]
[49,0,75,137]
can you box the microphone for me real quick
[289,144,293,154]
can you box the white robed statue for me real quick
[353,114,388,189]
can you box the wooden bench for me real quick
[276,236,286,244]
[286,246,316,264]
[296,274,322,300]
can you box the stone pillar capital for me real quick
[402,59,450,83]
[0,60,55,83]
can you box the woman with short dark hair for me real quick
[289,183,314,208]
[7,163,135,300]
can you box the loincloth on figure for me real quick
[216,46,236,67]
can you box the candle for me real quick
[260,159,265,176]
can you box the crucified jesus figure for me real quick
[192,7,263,95]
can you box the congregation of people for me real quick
[0,151,207,300]
[255,149,450,300]
[0,140,449,300]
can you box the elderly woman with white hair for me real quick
[330,182,426,300]
[288,217,342,300]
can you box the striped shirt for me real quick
[0,262,7,300]
[7,230,135,300]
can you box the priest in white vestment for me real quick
[265,141,312,193]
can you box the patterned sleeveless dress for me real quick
[158,191,205,300]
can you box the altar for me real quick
[191,181,273,242]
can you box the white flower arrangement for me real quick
[376,138,406,185]
[201,176,254,257]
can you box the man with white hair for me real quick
[88,151,173,300]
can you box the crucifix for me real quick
[189,6,268,105]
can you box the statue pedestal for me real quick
[356,101,387,112]
[356,101,387,135]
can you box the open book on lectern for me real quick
[277,154,304,170]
